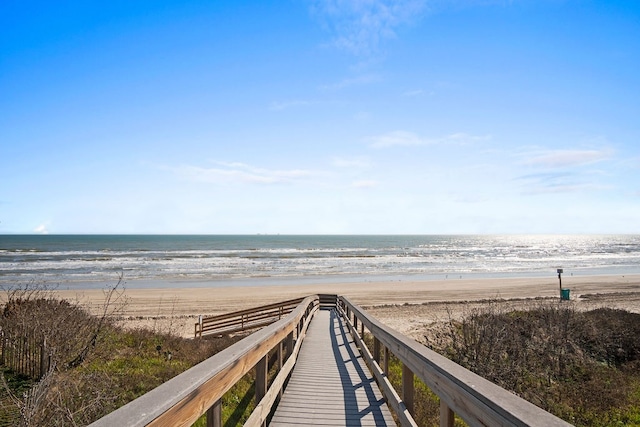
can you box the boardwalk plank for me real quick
[270,310,396,426]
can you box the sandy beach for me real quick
[47,273,640,338]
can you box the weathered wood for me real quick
[270,310,395,426]
[196,297,305,337]
[440,400,454,427]
[90,296,319,427]
[255,355,268,406]
[244,306,315,427]
[205,399,221,427]
[339,297,572,427]
[285,331,293,361]
[403,364,415,416]
[277,340,283,399]
[339,306,418,427]
[373,336,381,363]
[384,346,389,376]
[91,295,573,427]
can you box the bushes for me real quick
[427,302,640,426]
[0,284,241,426]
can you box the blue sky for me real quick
[1,0,639,234]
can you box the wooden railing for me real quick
[338,296,572,427]
[89,295,319,427]
[194,297,305,338]
[90,295,573,427]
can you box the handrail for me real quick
[338,296,572,427]
[194,297,305,338]
[90,295,319,427]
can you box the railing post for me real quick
[403,364,415,416]
[286,331,294,360]
[373,337,381,364]
[440,400,454,427]
[256,354,268,425]
[383,346,389,376]
[277,340,284,399]
[206,399,222,427]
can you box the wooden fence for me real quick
[0,329,50,380]
[194,297,306,338]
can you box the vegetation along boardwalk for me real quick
[270,309,395,426]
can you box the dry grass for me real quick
[0,283,242,426]
[424,302,640,426]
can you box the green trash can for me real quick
[560,288,570,301]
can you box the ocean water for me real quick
[0,235,639,289]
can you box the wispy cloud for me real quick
[368,130,427,148]
[446,132,492,144]
[368,131,491,148]
[521,149,612,169]
[310,0,427,56]
[319,74,380,90]
[402,89,425,97]
[169,162,315,185]
[269,100,311,111]
[516,172,609,195]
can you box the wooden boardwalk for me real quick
[270,309,396,426]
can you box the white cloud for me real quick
[310,0,427,56]
[515,172,610,195]
[319,74,380,90]
[368,130,490,148]
[446,132,491,143]
[34,224,49,234]
[169,162,316,185]
[269,100,311,111]
[522,149,612,169]
[368,130,428,148]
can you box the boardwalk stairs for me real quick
[90,295,572,427]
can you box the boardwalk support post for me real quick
[383,346,389,376]
[402,363,415,416]
[286,332,294,360]
[206,399,221,427]
[373,337,381,363]
[440,400,454,427]
[277,340,284,399]
[256,355,268,404]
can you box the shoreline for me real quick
[21,265,640,291]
